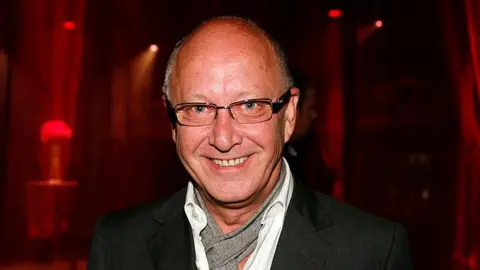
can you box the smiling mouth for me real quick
[210,156,249,167]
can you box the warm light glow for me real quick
[63,21,76,30]
[328,9,343,18]
[149,44,159,52]
[375,20,383,28]
[40,120,73,142]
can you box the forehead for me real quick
[171,23,282,101]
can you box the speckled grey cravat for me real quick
[194,160,286,270]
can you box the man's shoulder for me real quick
[93,188,187,238]
[308,190,405,242]
[321,193,392,224]
[291,188,412,268]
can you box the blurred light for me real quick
[421,188,430,201]
[40,120,72,142]
[63,21,76,30]
[375,20,383,28]
[328,9,343,18]
[149,44,159,52]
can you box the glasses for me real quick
[166,88,292,126]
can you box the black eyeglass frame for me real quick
[165,88,293,126]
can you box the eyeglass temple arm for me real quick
[164,98,179,124]
[272,89,292,113]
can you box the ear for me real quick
[162,95,178,143]
[284,87,299,143]
[172,128,177,143]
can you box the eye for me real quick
[194,106,206,113]
[243,102,257,110]
[179,104,214,115]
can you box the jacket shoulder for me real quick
[314,192,409,255]
[322,193,394,226]
[93,188,187,238]
[315,192,401,236]
[313,192,412,268]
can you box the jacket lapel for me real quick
[271,181,334,270]
[147,189,195,270]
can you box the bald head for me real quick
[162,17,292,100]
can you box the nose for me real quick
[208,109,242,152]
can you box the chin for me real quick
[206,181,259,206]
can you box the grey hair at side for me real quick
[161,16,293,100]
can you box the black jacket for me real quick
[87,180,413,270]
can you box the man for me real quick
[283,69,335,195]
[88,17,413,270]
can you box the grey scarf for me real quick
[193,161,287,270]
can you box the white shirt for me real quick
[184,158,295,270]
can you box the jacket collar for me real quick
[271,180,334,269]
[148,188,196,270]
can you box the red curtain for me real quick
[441,0,480,268]
[2,0,86,255]
[323,19,345,200]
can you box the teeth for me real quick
[212,156,248,167]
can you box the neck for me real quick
[199,161,283,234]
[208,204,260,234]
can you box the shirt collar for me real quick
[184,182,207,226]
[261,158,294,223]
[185,181,197,208]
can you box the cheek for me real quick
[241,120,284,152]
[176,127,209,158]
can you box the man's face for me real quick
[169,26,298,206]
[294,88,317,138]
